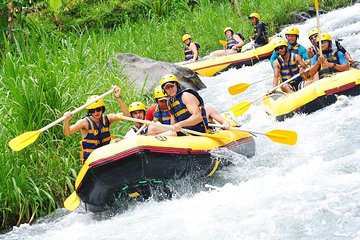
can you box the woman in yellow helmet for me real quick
[210,27,244,57]
[308,32,350,80]
[182,34,199,62]
[63,86,130,164]
[307,28,354,64]
[248,12,269,47]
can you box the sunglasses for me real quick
[89,107,103,114]
[309,34,318,41]
[316,40,327,46]
[275,46,286,52]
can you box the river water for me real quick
[2,4,360,240]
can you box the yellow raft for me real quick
[73,129,255,211]
[178,41,275,77]
[261,68,360,121]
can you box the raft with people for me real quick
[67,128,256,212]
[261,68,360,121]
[177,39,276,77]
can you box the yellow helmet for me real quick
[86,95,105,110]
[273,38,288,49]
[154,85,168,99]
[317,32,332,42]
[160,74,180,90]
[128,101,146,113]
[224,27,233,34]
[248,12,260,20]
[182,34,191,42]
[308,28,319,38]
[285,26,299,36]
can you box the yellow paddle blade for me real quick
[64,191,81,211]
[228,83,250,95]
[265,129,298,145]
[229,101,252,117]
[219,40,227,47]
[8,130,42,151]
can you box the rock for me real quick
[290,7,327,24]
[109,53,206,92]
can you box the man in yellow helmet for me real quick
[124,101,148,138]
[248,12,269,47]
[308,32,350,80]
[272,38,309,93]
[270,26,309,69]
[210,27,244,57]
[159,74,230,135]
[63,86,130,163]
[182,34,199,62]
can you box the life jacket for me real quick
[318,50,340,79]
[130,125,148,135]
[288,43,299,55]
[226,37,238,50]
[184,42,200,61]
[168,88,208,133]
[80,115,111,163]
[277,52,303,86]
[153,104,171,125]
[253,21,269,46]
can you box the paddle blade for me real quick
[8,130,42,151]
[219,40,227,47]
[64,191,81,211]
[229,101,252,117]
[228,83,250,95]
[265,129,298,145]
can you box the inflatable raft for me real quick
[261,69,360,121]
[73,129,255,211]
[178,41,275,77]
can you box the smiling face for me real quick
[275,45,287,56]
[163,82,178,97]
[89,107,104,120]
[225,30,233,38]
[285,34,297,44]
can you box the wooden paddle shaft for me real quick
[39,88,114,132]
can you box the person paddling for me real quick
[63,86,130,163]
[272,38,308,93]
[124,101,148,138]
[307,28,354,64]
[308,32,350,80]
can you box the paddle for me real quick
[229,73,301,116]
[64,191,81,211]
[8,87,115,151]
[208,123,297,145]
[315,0,322,57]
[228,76,273,95]
[118,115,229,140]
[219,40,227,47]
